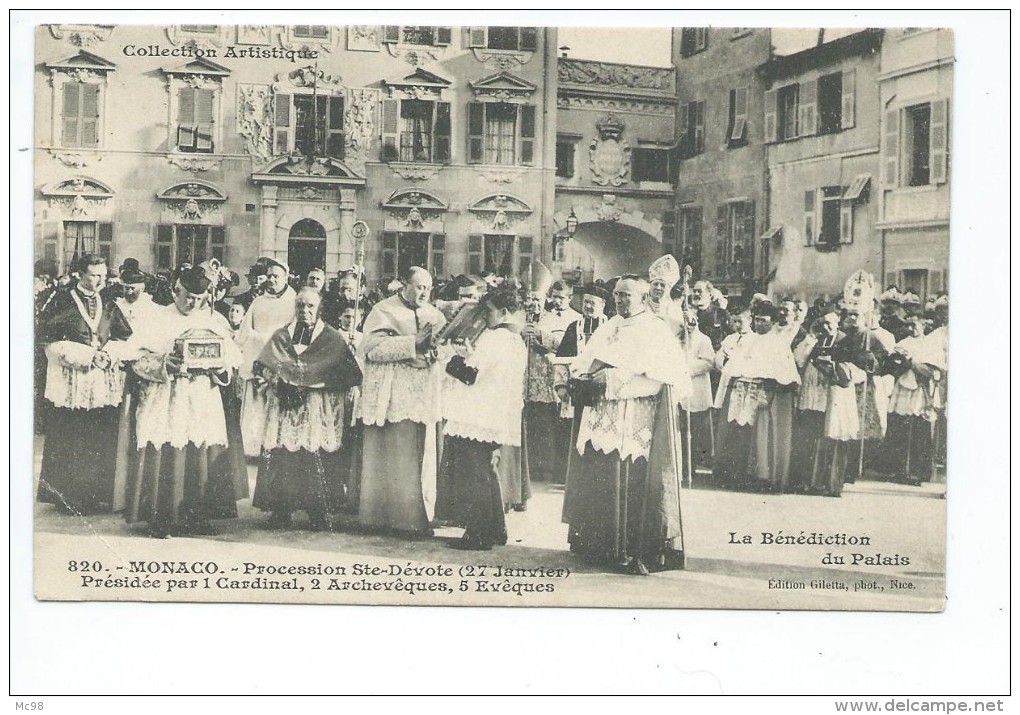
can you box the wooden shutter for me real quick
[695,28,707,52]
[327,94,345,158]
[715,204,728,275]
[96,222,113,264]
[929,268,946,295]
[467,102,485,164]
[194,88,215,152]
[381,231,397,276]
[516,236,533,277]
[177,86,196,150]
[885,271,900,292]
[468,234,483,275]
[430,233,446,277]
[380,99,399,161]
[692,101,705,154]
[882,109,900,187]
[274,93,291,155]
[192,225,209,263]
[677,101,689,157]
[803,190,816,245]
[434,101,451,163]
[764,89,778,143]
[519,104,536,165]
[435,27,452,46]
[61,82,82,146]
[520,27,538,52]
[798,79,817,137]
[383,26,400,43]
[156,224,174,270]
[731,86,748,141]
[839,198,854,244]
[466,27,486,48]
[841,68,856,129]
[211,226,226,262]
[79,84,100,147]
[930,98,949,184]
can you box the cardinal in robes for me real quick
[558,276,691,575]
[251,288,362,530]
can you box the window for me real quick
[61,82,100,148]
[804,186,854,249]
[632,147,671,183]
[678,207,703,277]
[380,99,450,163]
[176,86,215,152]
[714,201,754,280]
[155,224,225,270]
[778,84,799,141]
[467,102,536,165]
[179,25,217,33]
[382,26,452,46]
[471,27,538,52]
[817,72,843,134]
[883,99,948,188]
[468,234,528,277]
[678,100,705,158]
[293,26,329,39]
[60,221,113,268]
[727,87,749,146]
[274,93,345,158]
[555,139,576,178]
[680,28,708,57]
[381,232,445,278]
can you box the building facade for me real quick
[671,26,772,295]
[877,28,952,301]
[35,24,559,286]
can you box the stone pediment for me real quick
[46,50,116,73]
[386,67,452,89]
[469,71,537,101]
[161,56,232,77]
[41,175,114,198]
[156,180,228,202]
[381,188,449,211]
[467,193,532,214]
[252,157,366,187]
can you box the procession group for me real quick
[33,250,948,575]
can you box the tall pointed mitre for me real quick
[523,258,554,296]
[648,254,681,291]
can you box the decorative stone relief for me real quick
[343,88,378,174]
[237,83,274,161]
[557,95,674,117]
[347,26,381,52]
[42,176,114,217]
[558,58,674,92]
[167,155,221,172]
[467,193,532,232]
[48,24,114,47]
[589,114,631,187]
[49,150,96,168]
[475,168,523,185]
[382,188,449,228]
[165,26,225,52]
[390,164,441,182]
[470,49,533,71]
[594,194,624,223]
[274,66,343,91]
[469,71,537,102]
[237,25,272,46]
[156,181,227,222]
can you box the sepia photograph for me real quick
[11,8,1011,700]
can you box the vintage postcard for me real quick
[31,22,951,611]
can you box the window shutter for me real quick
[468,234,484,275]
[94,222,113,265]
[192,226,209,263]
[882,109,900,187]
[715,203,728,258]
[156,224,174,270]
[731,86,748,141]
[467,102,485,164]
[803,190,816,245]
[80,84,100,147]
[434,101,451,163]
[178,86,196,124]
[327,94,345,158]
[381,231,397,276]
[193,88,214,123]
[516,236,533,277]
[430,233,446,277]
[840,68,856,129]
[383,26,400,43]
[211,226,226,262]
[677,101,689,157]
[696,28,708,52]
[178,124,196,151]
[839,199,854,244]
[195,123,214,152]
[380,99,400,161]
[61,82,82,146]
[885,271,900,291]
[930,98,949,184]
[274,93,291,155]
[520,27,538,52]
[467,27,486,48]
[435,27,452,46]
[692,101,705,154]
[519,104,536,165]
[764,89,778,143]
[798,79,817,137]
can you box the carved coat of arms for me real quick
[589,114,630,187]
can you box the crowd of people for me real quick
[32,250,948,576]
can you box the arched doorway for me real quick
[288,218,326,279]
[565,221,666,281]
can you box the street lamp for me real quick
[565,208,578,238]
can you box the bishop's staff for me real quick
[843,270,877,480]
[677,263,695,489]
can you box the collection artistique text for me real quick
[122,45,319,62]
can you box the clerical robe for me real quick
[118,305,245,536]
[356,294,447,535]
[561,310,690,572]
[37,288,133,514]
